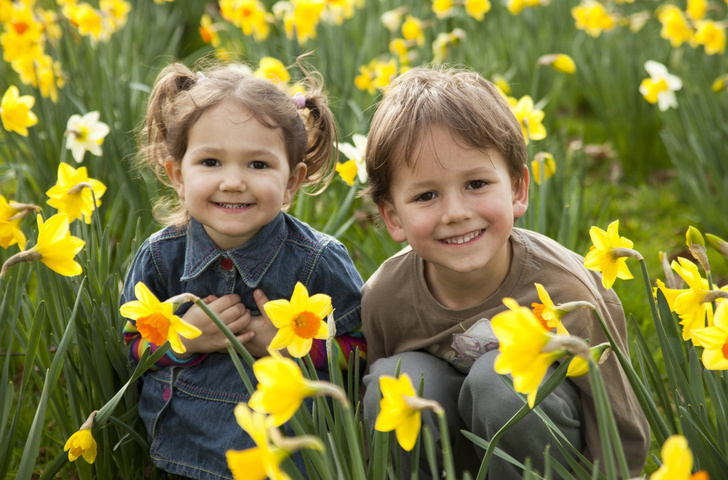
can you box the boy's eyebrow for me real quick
[404,166,496,190]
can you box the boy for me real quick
[361,66,649,479]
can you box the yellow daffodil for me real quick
[584,220,636,289]
[11,53,65,102]
[650,435,708,480]
[63,3,105,40]
[464,0,491,20]
[226,404,292,480]
[31,214,85,276]
[492,298,567,408]
[507,0,540,15]
[0,196,31,250]
[537,54,576,74]
[670,257,713,341]
[321,0,356,25]
[375,374,421,451]
[693,21,726,55]
[1,86,37,136]
[572,1,616,37]
[531,152,556,185]
[254,57,290,86]
[530,283,569,335]
[692,300,728,370]
[46,163,107,224]
[249,351,341,425]
[336,160,358,186]
[686,0,707,21]
[264,282,332,357]
[199,13,221,47]
[511,95,546,144]
[293,0,325,44]
[220,0,270,41]
[566,342,611,377]
[401,15,425,46]
[119,282,201,354]
[712,74,728,93]
[338,133,367,184]
[491,73,511,95]
[65,111,111,163]
[640,61,682,111]
[432,0,455,19]
[64,428,97,463]
[657,5,694,47]
[355,61,377,94]
[101,0,131,31]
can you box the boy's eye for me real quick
[250,161,268,170]
[201,158,219,167]
[414,192,436,202]
[467,180,487,190]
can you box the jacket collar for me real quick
[181,213,286,288]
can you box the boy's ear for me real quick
[283,162,307,204]
[164,156,185,199]
[378,200,407,243]
[512,164,530,219]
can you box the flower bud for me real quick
[706,233,728,259]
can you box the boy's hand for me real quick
[240,289,281,358]
[176,294,254,358]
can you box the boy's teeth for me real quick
[443,230,482,244]
[217,203,247,209]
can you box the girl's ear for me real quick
[512,164,529,219]
[283,162,307,204]
[164,156,185,199]
[378,201,407,243]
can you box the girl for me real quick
[121,60,365,480]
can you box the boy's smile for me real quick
[379,125,529,306]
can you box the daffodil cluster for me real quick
[657,1,726,55]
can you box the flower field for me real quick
[1,0,727,479]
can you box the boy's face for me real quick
[379,125,529,283]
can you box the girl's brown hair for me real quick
[138,59,337,225]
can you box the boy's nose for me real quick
[441,195,471,224]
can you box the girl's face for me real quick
[166,101,306,251]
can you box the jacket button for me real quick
[163,386,172,402]
[220,258,233,270]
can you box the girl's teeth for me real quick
[218,203,246,209]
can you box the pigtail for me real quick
[137,63,197,186]
[296,62,337,194]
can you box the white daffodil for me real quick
[338,134,368,184]
[65,111,111,163]
[639,61,683,111]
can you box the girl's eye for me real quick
[201,158,219,167]
[250,161,268,170]
[414,192,436,202]
[468,180,487,190]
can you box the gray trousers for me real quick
[362,351,584,479]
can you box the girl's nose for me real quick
[219,172,246,192]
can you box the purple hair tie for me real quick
[292,91,306,109]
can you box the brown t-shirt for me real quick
[362,227,650,475]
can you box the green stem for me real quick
[437,409,456,480]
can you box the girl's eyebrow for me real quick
[187,146,280,158]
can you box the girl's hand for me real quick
[176,294,254,358]
[240,289,280,358]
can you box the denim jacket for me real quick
[121,212,363,480]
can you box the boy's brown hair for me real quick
[365,66,527,205]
